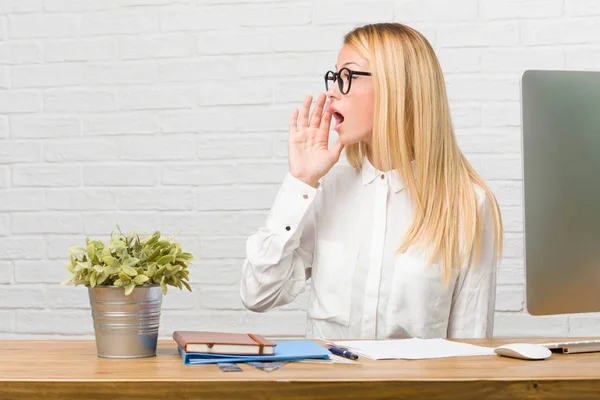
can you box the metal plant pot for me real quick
[88,285,162,358]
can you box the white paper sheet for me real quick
[328,338,497,360]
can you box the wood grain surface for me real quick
[1,338,600,399]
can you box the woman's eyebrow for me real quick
[334,61,360,69]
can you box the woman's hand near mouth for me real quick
[288,93,345,188]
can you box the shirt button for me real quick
[302,194,308,199]
[285,226,291,231]
[380,174,385,179]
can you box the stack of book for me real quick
[173,331,331,365]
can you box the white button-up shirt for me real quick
[240,156,497,339]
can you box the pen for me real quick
[328,346,359,360]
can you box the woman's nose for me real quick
[326,82,340,99]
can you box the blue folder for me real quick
[178,339,331,365]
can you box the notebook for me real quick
[178,340,331,365]
[173,331,276,355]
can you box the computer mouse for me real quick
[494,343,552,360]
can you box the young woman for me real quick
[240,23,503,339]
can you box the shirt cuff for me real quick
[265,173,320,239]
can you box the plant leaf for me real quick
[121,265,138,277]
[124,282,136,296]
[160,276,167,295]
[133,275,149,285]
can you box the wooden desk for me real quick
[1,338,600,399]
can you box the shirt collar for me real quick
[361,156,414,193]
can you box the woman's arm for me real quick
[240,173,319,312]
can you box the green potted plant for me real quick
[61,225,193,359]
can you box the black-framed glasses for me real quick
[324,67,372,95]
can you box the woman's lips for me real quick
[332,111,344,131]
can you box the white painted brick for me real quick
[395,0,477,21]
[239,5,311,27]
[0,286,45,309]
[44,38,117,62]
[118,87,194,110]
[44,90,117,112]
[568,314,600,336]
[0,116,8,139]
[565,48,600,70]
[235,106,294,132]
[0,18,4,41]
[446,77,519,102]
[564,0,600,16]
[0,311,15,333]
[119,188,194,211]
[238,53,325,78]
[196,81,273,106]
[119,0,190,6]
[11,116,81,139]
[0,0,43,13]
[46,189,118,211]
[12,165,80,187]
[496,285,524,312]
[82,212,163,236]
[0,66,7,89]
[196,135,273,160]
[119,137,196,161]
[0,189,45,211]
[8,14,79,38]
[450,106,480,128]
[192,258,245,285]
[44,139,119,162]
[15,260,65,284]
[199,287,245,310]
[481,49,564,72]
[314,1,394,25]
[83,164,158,186]
[201,237,246,258]
[158,59,240,82]
[173,235,201,262]
[437,22,519,47]
[238,162,287,184]
[120,34,194,60]
[11,64,82,88]
[0,42,42,64]
[196,185,279,211]
[481,104,521,127]
[500,206,523,233]
[82,113,158,136]
[0,237,45,260]
[82,10,159,36]
[16,310,93,335]
[0,142,42,163]
[271,27,350,52]
[522,19,600,45]
[160,110,236,134]
[82,62,158,85]
[162,164,237,185]
[44,0,117,12]
[12,212,82,234]
[162,282,198,310]
[160,7,239,32]
[0,261,13,284]
[46,235,86,259]
[456,128,521,154]
[480,0,562,19]
[44,286,90,309]
[0,91,41,113]
[487,180,523,207]
[466,154,522,180]
[0,213,9,235]
[0,166,8,188]
[503,233,524,259]
[274,135,288,158]
[162,211,267,236]
[497,259,524,286]
[493,313,568,337]
[437,49,480,73]
[197,31,272,55]
[273,79,324,104]
[160,310,307,337]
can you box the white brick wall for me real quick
[0,0,599,340]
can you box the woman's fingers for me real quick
[309,93,327,128]
[289,108,299,135]
[298,95,312,129]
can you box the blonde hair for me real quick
[344,23,503,281]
